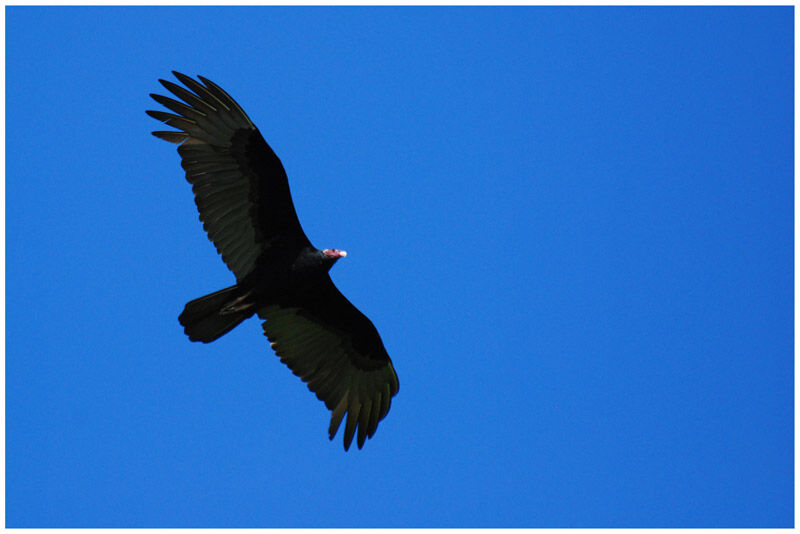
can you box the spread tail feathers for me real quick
[179,285,253,343]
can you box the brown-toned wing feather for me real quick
[259,276,399,450]
[148,72,311,281]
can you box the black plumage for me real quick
[148,72,398,450]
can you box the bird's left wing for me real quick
[258,277,399,450]
[147,72,311,281]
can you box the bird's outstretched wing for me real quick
[259,276,399,450]
[147,72,311,281]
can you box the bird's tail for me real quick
[179,285,254,343]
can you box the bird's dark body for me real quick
[148,72,398,450]
[246,247,330,300]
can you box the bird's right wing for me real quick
[147,72,311,281]
[259,276,399,450]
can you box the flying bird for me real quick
[147,72,398,450]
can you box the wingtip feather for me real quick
[328,394,348,441]
[152,131,187,144]
[357,399,371,449]
[343,407,359,452]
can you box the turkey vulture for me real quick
[147,72,399,450]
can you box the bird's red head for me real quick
[322,249,347,260]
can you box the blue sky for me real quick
[6,6,793,528]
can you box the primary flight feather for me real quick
[147,71,398,450]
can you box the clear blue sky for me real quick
[6,6,793,528]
